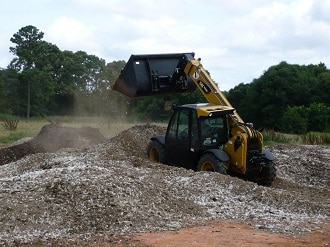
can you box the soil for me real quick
[0,124,329,246]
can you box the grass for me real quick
[0,120,46,144]
[302,132,330,145]
[263,128,330,145]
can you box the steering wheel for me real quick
[179,128,188,139]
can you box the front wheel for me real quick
[146,140,166,163]
[253,161,276,186]
[197,153,227,175]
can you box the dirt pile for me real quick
[0,124,106,166]
[0,124,329,246]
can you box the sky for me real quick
[1,0,329,91]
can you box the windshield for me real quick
[200,116,227,147]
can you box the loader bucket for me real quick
[113,53,197,97]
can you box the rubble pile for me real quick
[0,124,329,246]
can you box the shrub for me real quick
[263,128,291,144]
[302,132,330,145]
[1,119,19,131]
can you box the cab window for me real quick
[168,109,190,140]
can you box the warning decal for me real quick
[198,80,211,94]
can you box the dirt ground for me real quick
[134,220,329,247]
[0,124,329,246]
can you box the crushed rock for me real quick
[0,124,329,246]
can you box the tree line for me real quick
[1,25,329,134]
[227,62,330,133]
[0,25,127,118]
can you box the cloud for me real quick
[46,16,96,52]
[1,0,329,90]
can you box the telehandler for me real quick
[113,52,276,186]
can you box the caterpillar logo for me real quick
[193,71,199,79]
[198,81,211,94]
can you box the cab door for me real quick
[165,108,199,169]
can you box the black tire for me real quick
[146,140,166,163]
[254,161,276,186]
[197,153,227,175]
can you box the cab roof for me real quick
[177,103,235,117]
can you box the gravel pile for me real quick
[0,124,329,246]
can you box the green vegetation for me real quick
[263,129,330,145]
[301,132,330,145]
[0,114,19,130]
[227,62,330,134]
[0,131,26,144]
[0,119,45,144]
[1,25,127,118]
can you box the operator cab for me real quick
[165,103,234,170]
[200,116,227,148]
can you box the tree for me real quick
[8,26,68,117]
[310,64,330,105]
[281,106,308,134]
[308,102,329,132]
[72,52,114,115]
[0,69,21,115]
[100,61,128,116]
[227,61,330,131]
[9,26,47,117]
[9,25,44,71]
[281,103,329,133]
[0,70,6,113]
[18,69,55,116]
[227,83,251,121]
[73,51,106,93]
[0,70,5,111]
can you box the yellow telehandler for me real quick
[113,53,276,186]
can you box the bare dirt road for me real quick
[0,124,329,246]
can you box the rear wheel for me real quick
[147,140,166,163]
[197,153,227,175]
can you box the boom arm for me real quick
[184,59,232,107]
[182,58,243,123]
